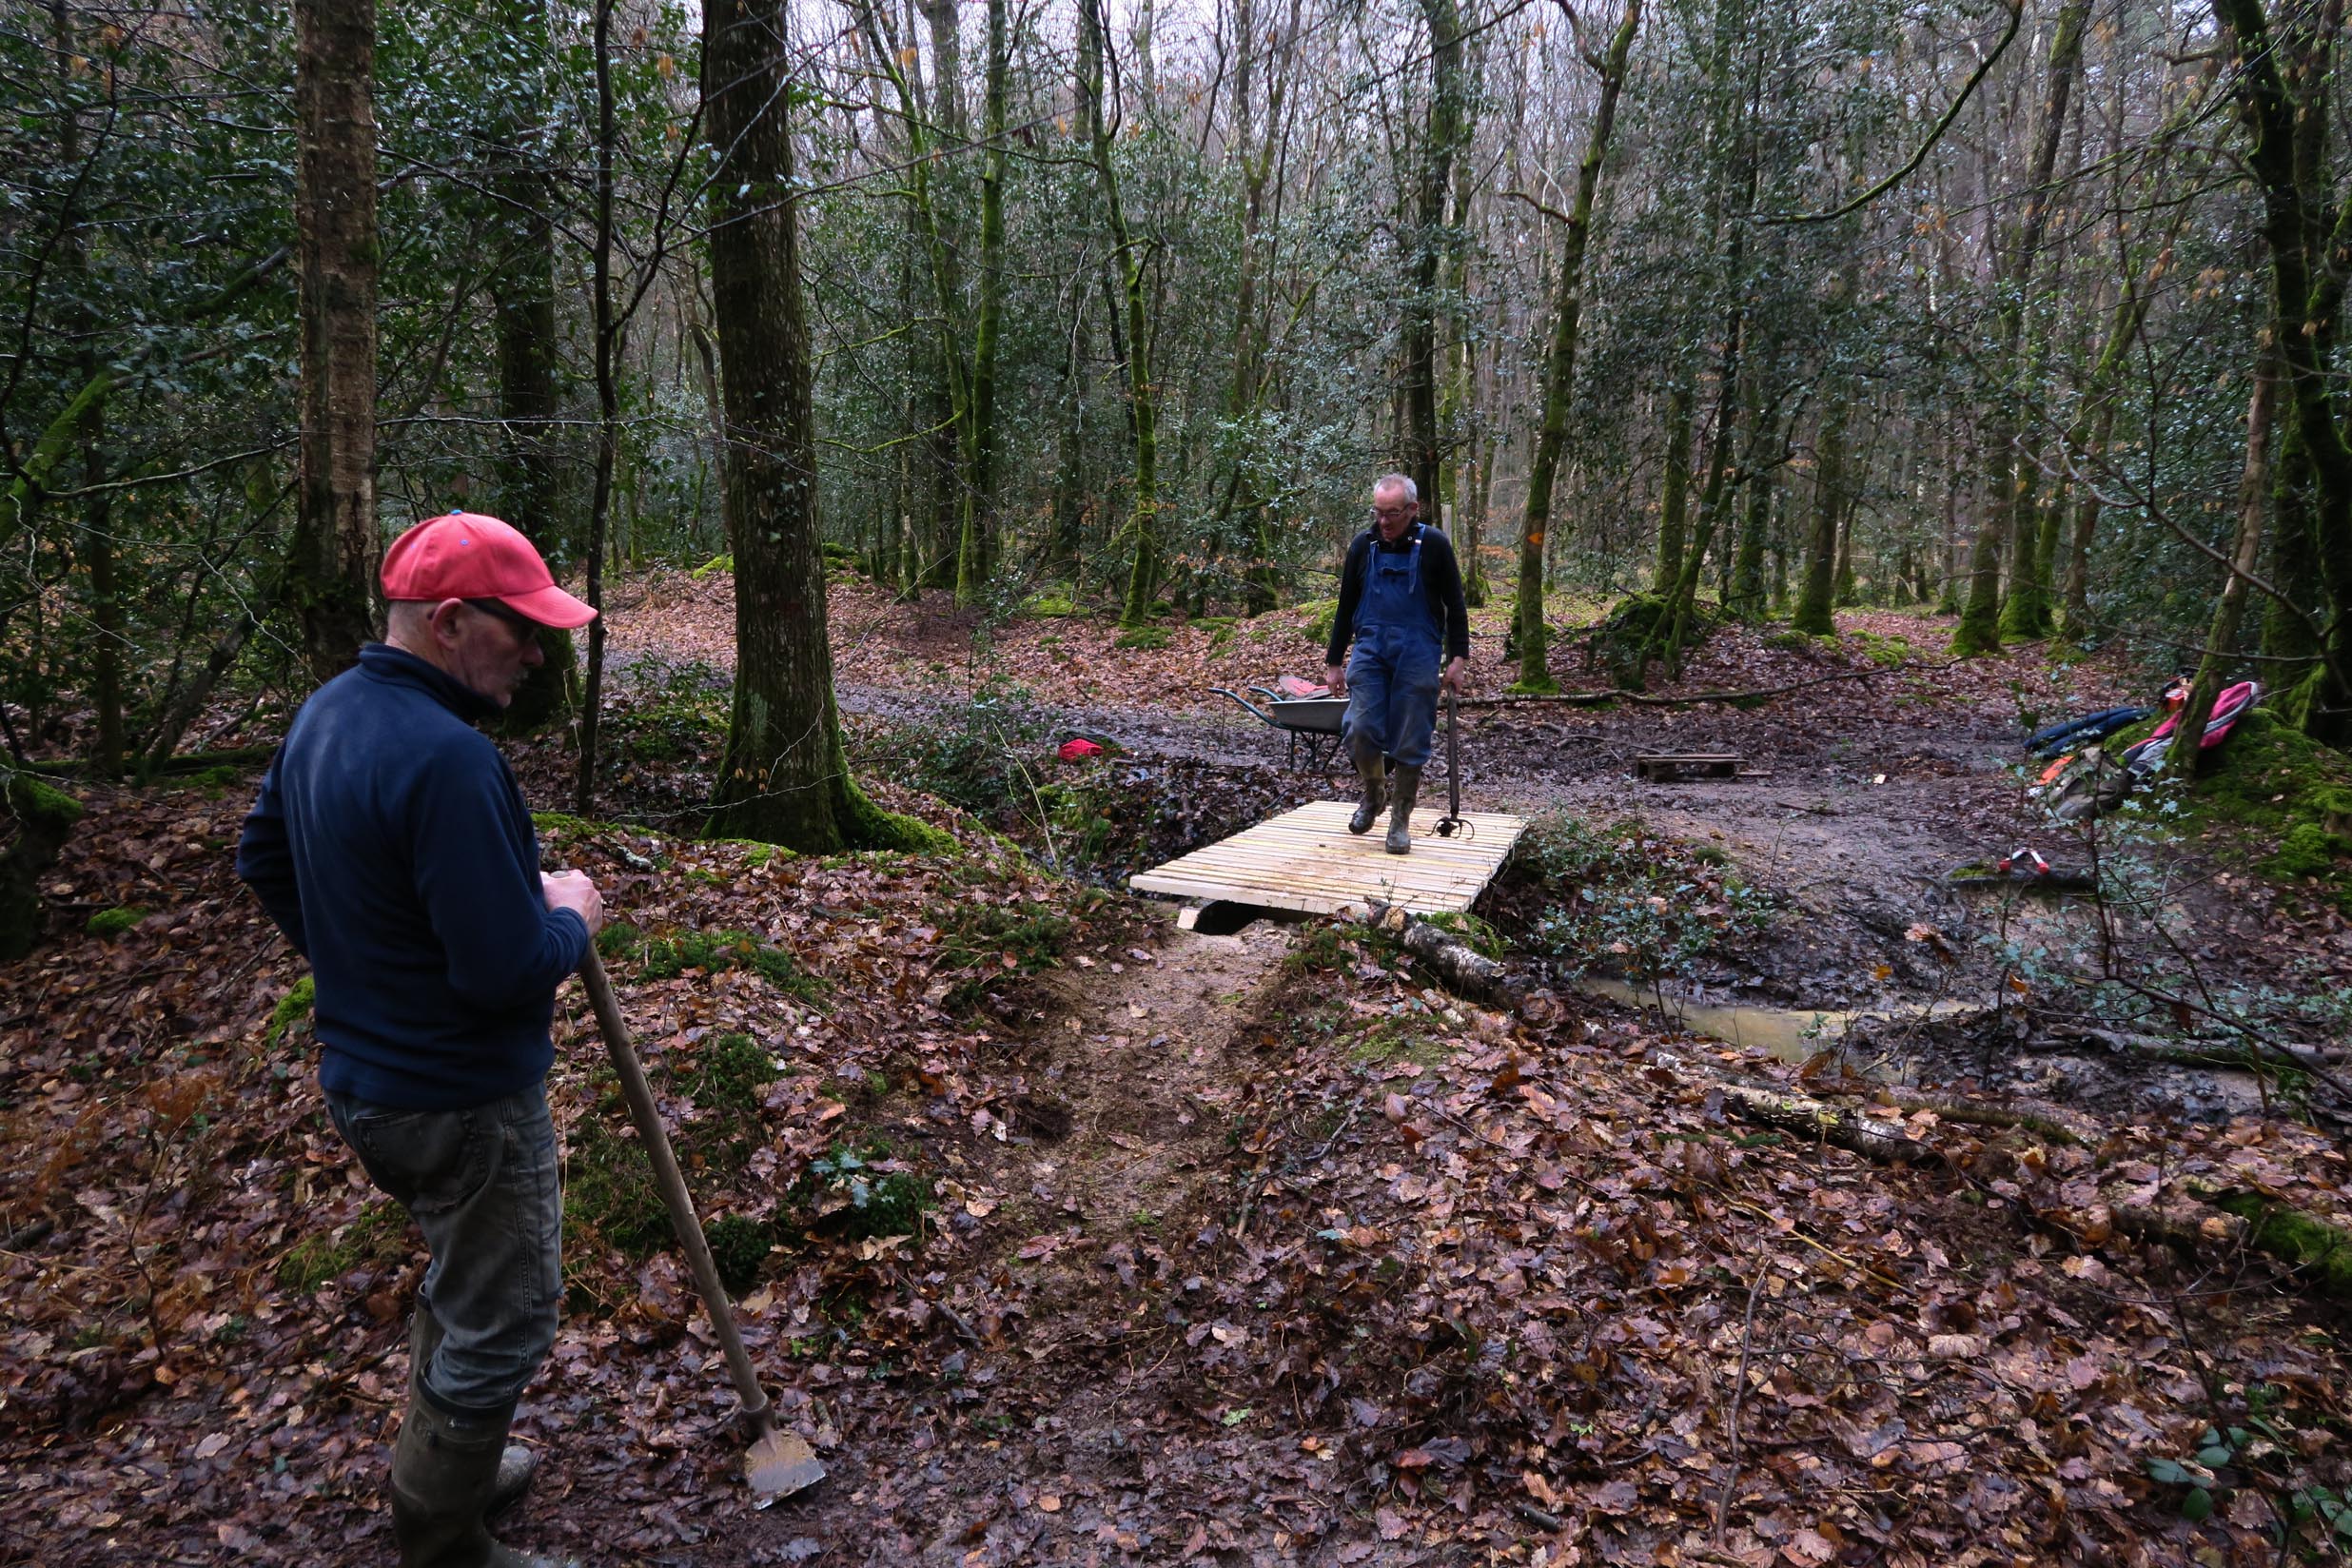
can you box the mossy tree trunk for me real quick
[2218,0,2352,747]
[0,775,82,961]
[573,0,617,813]
[701,0,944,854]
[1403,0,1465,518]
[1652,382,1694,595]
[2170,352,2277,775]
[1956,0,2088,657]
[1511,0,1639,694]
[954,0,1009,603]
[1792,367,1849,635]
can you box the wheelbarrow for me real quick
[1210,685,1350,774]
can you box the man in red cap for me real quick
[238,513,601,1568]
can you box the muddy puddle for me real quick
[1570,977,1982,1064]
[1573,976,2275,1118]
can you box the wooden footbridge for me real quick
[1129,799,1527,919]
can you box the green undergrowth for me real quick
[2111,710,2352,911]
[565,1032,789,1282]
[1585,593,1728,690]
[1112,625,1170,651]
[925,889,1085,1012]
[1490,813,1770,983]
[596,921,828,1004]
[1295,598,1340,649]
[2210,1190,2352,1302]
[277,1201,408,1292]
[794,1139,931,1241]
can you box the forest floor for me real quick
[5,569,2351,1567]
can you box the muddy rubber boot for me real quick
[391,1390,567,1568]
[1347,737,1387,834]
[1385,765,1421,854]
[411,1306,537,1517]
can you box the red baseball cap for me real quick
[380,513,598,630]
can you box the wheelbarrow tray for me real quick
[1265,696,1348,735]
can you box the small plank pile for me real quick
[1634,752,1743,782]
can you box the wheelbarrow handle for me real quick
[1208,687,1275,725]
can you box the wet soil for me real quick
[826,668,2352,1129]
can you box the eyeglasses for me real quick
[1373,506,1414,520]
[463,598,539,637]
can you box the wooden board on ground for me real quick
[1635,752,1742,782]
[1130,799,1526,917]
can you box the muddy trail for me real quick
[825,660,2349,1129]
[709,921,1313,1566]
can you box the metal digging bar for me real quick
[578,947,823,1499]
[1433,687,1470,839]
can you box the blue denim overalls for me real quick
[1342,525,1443,769]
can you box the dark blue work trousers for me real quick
[1342,537,1443,769]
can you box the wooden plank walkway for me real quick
[1129,799,1527,917]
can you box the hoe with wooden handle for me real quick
[578,946,822,1499]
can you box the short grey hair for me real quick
[1374,472,1418,504]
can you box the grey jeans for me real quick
[325,1082,562,1414]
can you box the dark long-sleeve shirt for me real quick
[237,644,588,1110]
[1324,525,1472,666]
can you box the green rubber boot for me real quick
[411,1306,537,1516]
[391,1391,566,1568]
[1385,765,1421,854]
[1347,737,1387,834]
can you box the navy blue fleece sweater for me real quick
[236,645,588,1109]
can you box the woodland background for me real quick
[4,0,2350,825]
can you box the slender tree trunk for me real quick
[52,1,120,772]
[1049,291,1089,586]
[573,0,617,813]
[488,0,572,730]
[2169,353,2278,774]
[953,0,1008,601]
[1079,0,1162,630]
[1793,373,1849,635]
[701,0,935,852]
[1403,0,1465,516]
[1726,346,1778,619]
[1511,0,1639,693]
[1954,0,2087,656]
[1653,382,1694,594]
[290,0,380,681]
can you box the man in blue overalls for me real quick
[1323,474,1471,853]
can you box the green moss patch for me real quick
[1112,625,1170,651]
[85,906,146,939]
[265,977,315,1047]
[601,924,827,1004]
[2160,711,2352,911]
[2210,1190,2352,1301]
[276,1201,408,1292]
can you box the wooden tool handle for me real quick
[578,947,773,1432]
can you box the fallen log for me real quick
[1377,909,1528,1009]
